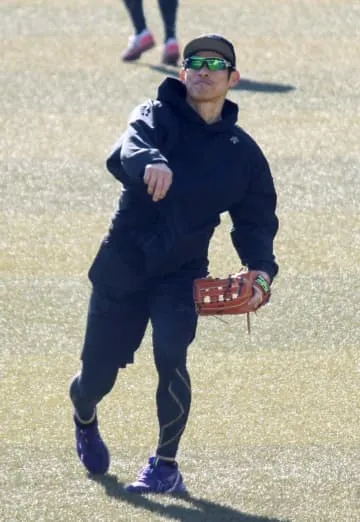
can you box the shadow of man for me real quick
[146,64,295,93]
[89,474,289,522]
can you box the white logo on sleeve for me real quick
[230,136,239,144]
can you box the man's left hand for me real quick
[246,270,271,310]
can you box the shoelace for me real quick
[137,463,156,481]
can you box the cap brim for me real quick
[183,36,235,66]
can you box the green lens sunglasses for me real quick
[183,56,233,71]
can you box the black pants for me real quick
[70,270,201,460]
[123,0,178,41]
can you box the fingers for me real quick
[151,174,169,202]
[144,164,173,202]
[247,286,263,310]
[247,270,271,285]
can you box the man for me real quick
[69,34,279,494]
[121,0,180,65]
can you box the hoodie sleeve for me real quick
[229,147,279,281]
[119,100,169,182]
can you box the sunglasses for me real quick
[183,56,233,72]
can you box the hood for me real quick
[156,77,239,132]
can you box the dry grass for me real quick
[1,0,359,521]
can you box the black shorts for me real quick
[81,269,206,369]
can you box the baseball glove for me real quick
[193,271,271,317]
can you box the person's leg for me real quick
[123,0,146,34]
[158,0,178,41]
[126,274,197,492]
[70,286,149,474]
[122,0,155,61]
[69,361,118,475]
[158,0,180,65]
[70,287,149,415]
[152,276,196,462]
[69,364,119,423]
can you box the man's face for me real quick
[180,51,240,102]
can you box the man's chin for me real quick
[188,90,216,103]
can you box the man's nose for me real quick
[198,66,209,75]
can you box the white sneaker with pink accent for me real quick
[162,38,180,66]
[122,29,155,61]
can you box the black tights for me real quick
[123,0,178,41]
[70,363,118,422]
[70,359,191,460]
[70,274,200,461]
[155,362,191,460]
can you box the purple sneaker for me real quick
[126,457,186,494]
[74,416,110,474]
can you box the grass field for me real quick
[1,0,360,521]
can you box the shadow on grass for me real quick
[89,474,289,522]
[144,64,295,93]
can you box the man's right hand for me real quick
[143,163,173,202]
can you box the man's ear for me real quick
[229,69,240,88]
[179,68,186,82]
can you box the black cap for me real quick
[183,34,236,67]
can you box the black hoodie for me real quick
[89,78,278,296]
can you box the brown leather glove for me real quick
[193,271,271,316]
